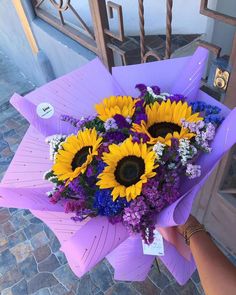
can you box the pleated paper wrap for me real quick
[0,47,236,285]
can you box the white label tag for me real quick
[142,229,164,256]
[37,102,54,119]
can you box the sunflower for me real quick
[133,99,203,145]
[95,96,137,121]
[52,128,102,184]
[96,138,158,202]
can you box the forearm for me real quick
[190,231,236,295]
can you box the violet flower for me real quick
[113,114,130,128]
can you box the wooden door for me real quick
[192,0,236,254]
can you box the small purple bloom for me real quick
[113,114,130,128]
[135,99,145,109]
[135,84,147,96]
[167,94,186,102]
[186,164,201,179]
[150,85,160,95]
[64,199,85,214]
[133,113,147,124]
[131,132,149,143]
[104,131,128,143]
[86,166,94,178]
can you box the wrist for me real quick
[184,223,206,245]
[177,215,200,236]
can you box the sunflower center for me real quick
[148,122,181,138]
[71,146,91,171]
[115,156,145,187]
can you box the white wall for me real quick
[113,0,209,35]
[211,0,236,55]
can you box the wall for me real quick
[0,0,96,86]
[211,0,236,55]
[0,0,44,85]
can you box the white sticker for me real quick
[142,229,164,256]
[37,102,54,119]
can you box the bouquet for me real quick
[0,47,235,285]
[44,85,223,245]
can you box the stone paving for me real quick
[4,46,236,294]
[0,207,204,295]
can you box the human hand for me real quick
[176,214,201,237]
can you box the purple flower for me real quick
[167,94,186,102]
[104,118,118,131]
[98,144,110,158]
[133,113,147,124]
[205,123,215,140]
[71,209,94,222]
[123,196,156,244]
[135,84,161,97]
[135,99,145,109]
[136,84,147,96]
[113,114,130,128]
[150,85,160,95]
[93,189,129,217]
[104,131,128,143]
[123,196,148,227]
[86,166,94,178]
[50,186,64,204]
[61,114,78,127]
[186,164,201,179]
[64,199,85,214]
[131,132,149,143]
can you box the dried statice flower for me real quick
[104,118,118,131]
[178,139,197,165]
[45,134,66,161]
[153,142,166,159]
[186,164,201,179]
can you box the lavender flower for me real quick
[123,196,156,244]
[205,123,216,140]
[123,196,148,227]
[61,114,79,127]
[186,164,201,179]
[181,119,205,133]
[104,118,118,131]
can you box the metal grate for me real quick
[32,0,175,69]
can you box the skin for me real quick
[177,215,236,295]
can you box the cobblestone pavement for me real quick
[0,49,221,295]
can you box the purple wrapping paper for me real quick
[0,47,236,285]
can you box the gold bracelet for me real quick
[184,224,206,245]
